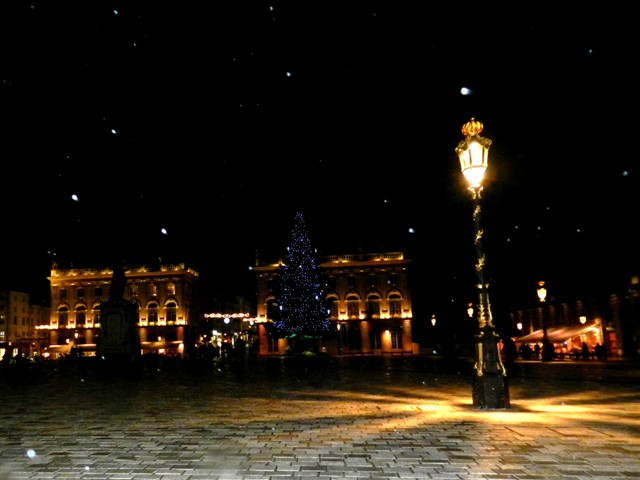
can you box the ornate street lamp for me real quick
[537,280,554,361]
[455,118,510,409]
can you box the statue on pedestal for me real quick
[97,262,140,365]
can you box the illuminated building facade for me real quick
[254,252,416,356]
[43,262,200,358]
[0,291,49,360]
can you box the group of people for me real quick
[511,340,607,361]
[582,341,607,360]
[195,337,249,363]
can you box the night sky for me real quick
[1,2,637,320]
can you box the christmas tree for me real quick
[273,212,331,347]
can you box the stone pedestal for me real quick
[97,300,139,364]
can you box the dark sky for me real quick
[1,2,637,317]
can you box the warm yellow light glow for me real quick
[537,281,547,302]
[204,312,251,319]
[516,322,523,331]
[431,314,436,327]
[455,118,492,190]
[579,316,587,324]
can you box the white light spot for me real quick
[111,128,117,135]
[408,227,415,234]
[460,87,473,96]
[161,228,168,235]
[26,449,36,458]
[622,170,629,177]
[71,194,79,202]
[286,72,292,77]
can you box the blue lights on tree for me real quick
[273,212,331,338]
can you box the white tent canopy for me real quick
[512,323,600,344]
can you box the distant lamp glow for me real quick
[516,322,523,331]
[431,314,437,327]
[537,281,547,303]
[467,303,474,318]
[460,87,473,95]
[579,316,587,325]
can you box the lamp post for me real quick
[455,118,510,409]
[537,281,554,361]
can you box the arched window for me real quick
[366,294,381,318]
[166,302,177,322]
[346,295,360,318]
[75,305,86,325]
[92,304,101,324]
[388,293,402,317]
[326,295,339,318]
[148,302,159,323]
[57,306,69,327]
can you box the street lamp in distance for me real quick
[537,280,555,361]
[455,118,510,409]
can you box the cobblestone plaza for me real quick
[1,356,639,479]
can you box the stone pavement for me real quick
[1,356,639,479]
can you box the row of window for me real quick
[55,302,178,326]
[57,283,177,301]
[327,294,404,318]
[0,316,31,326]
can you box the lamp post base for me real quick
[473,374,510,409]
[472,328,510,409]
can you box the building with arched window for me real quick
[43,262,200,358]
[254,251,416,356]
